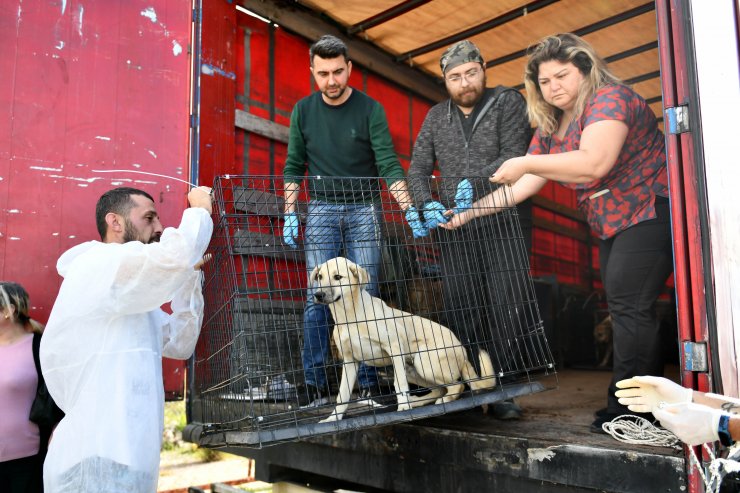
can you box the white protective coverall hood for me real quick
[40,207,213,493]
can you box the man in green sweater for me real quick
[283,35,425,408]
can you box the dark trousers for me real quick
[0,454,44,493]
[601,199,674,414]
[437,212,534,377]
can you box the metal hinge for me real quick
[665,105,690,134]
[682,341,708,372]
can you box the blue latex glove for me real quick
[454,179,473,214]
[404,206,429,238]
[283,212,299,248]
[422,201,448,229]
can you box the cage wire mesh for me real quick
[191,175,555,447]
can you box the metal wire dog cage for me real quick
[190,175,555,448]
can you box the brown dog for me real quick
[593,315,613,367]
[310,257,497,422]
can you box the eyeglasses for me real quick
[445,67,482,84]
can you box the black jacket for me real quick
[408,86,532,222]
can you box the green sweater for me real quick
[283,89,405,204]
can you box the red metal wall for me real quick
[1,1,194,398]
[532,182,592,287]
[226,12,593,293]
[1,0,193,321]
[0,1,596,319]
[197,0,237,183]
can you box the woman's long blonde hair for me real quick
[0,281,44,334]
[524,33,621,135]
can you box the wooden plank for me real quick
[233,229,304,261]
[242,286,305,300]
[532,216,590,242]
[231,186,420,243]
[531,195,585,222]
[234,295,304,314]
[233,187,307,218]
[235,109,290,144]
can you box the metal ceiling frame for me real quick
[604,40,658,63]
[242,0,447,102]
[395,0,560,62]
[348,0,433,35]
[486,2,655,68]
[244,0,662,106]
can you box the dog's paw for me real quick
[397,403,412,412]
[319,414,340,423]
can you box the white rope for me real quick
[601,414,680,447]
[602,415,740,492]
[705,443,740,492]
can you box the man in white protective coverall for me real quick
[40,186,213,492]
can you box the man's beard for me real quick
[123,218,160,244]
[322,84,346,100]
[450,75,486,110]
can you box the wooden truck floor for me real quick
[213,368,687,492]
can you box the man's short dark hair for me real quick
[95,187,154,241]
[309,35,349,65]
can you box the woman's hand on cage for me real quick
[490,157,528,185]
[439,209,473,230]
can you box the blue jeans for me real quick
[302,201,382,390]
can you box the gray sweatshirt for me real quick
[408,86,532,211]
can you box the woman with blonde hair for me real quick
[0,282,59,492]
[444,33,673,433]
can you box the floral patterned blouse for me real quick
[528,84,668,239]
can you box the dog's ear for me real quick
[308,265,320,284]
[348,263,370,288]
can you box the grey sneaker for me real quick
[489,399,523,420]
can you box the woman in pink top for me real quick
[0,282,47,493]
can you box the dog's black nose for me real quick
[314,291,326,303]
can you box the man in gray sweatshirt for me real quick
[408,40,533,420]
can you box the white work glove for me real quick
[615,376,693,413]
[653,403,724,446]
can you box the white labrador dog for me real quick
[310,257,497,422]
